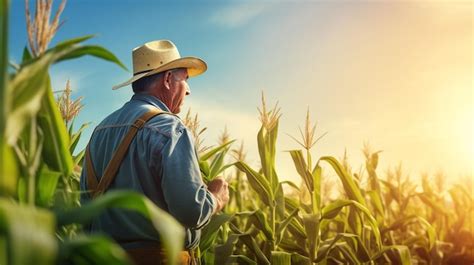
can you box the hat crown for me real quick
[112,39,207,90]
[132,40,181,74]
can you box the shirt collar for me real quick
[130,93,172,113]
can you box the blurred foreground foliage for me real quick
[1,1,184,264]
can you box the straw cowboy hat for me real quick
[112,40,207,90]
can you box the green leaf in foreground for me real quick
[0,199,57,265]
[55,191,185,265]
[38,75,74,177]
[54,45,128,71]
[0,140,18,196]
[57,235,132,265]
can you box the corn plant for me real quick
[0,1,185,264]
[204,93,300,264]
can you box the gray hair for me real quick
[132,68,187,94]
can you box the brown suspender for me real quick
[85,108,168,199]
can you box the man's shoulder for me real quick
[93,101,187,139]
[145,111,186,138]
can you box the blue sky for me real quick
[9,1,473,184]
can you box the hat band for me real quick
[133,69,153,76]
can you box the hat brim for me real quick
[112,56,207,90]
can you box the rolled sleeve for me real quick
[159,123,216,229]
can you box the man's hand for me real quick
[207,177,229,213]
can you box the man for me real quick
[80,40,229,265]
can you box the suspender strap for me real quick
[86,108,167,199]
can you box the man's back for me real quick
[80,94,216,250]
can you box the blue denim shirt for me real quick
[79,94,216,250]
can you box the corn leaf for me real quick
[200,140,235,161]
[227,255,257,265]
[321,199,382,247]
[38,75,74,177]
[36,166,62,207]
[276,208,299,245]
[0,199,57,265]
[348,207,363,238]
[288,218,307,241]
[257,123,279,192]
[417,217,436,250]
[238,233,271,265]
[281,180,300,192]
[367,190,385,220]
[199,160,210,179]
[271,251,292,265]
[302,214,319,261]
[50,35,95,52]
[69,122,90,154]
[285,197,300,212]
[199,213,233,254]
[321,200,353,219]
[275,182,286,218]
[0,141,17,196]
[316,233,362,263]
[291,253,311,265]
[55,191,184,265]
[280,238,308,257]
[21,46,32,64]
[235,161,273,206]
[288,150,313,193]
[312,164,322,213]
[418,193,448,215]
[0,0,16,196]
[6,52,53,145]
[249,210,274,241]
[343,233,371,262]
[383,215,436,250]
[54,45,127,71]
[73,149,86,166]
[366,152,382,192]
[372,245,412,265]
[57,235,131,265]
[214,234,240,265]
[320,156,366,205]
[334,242,360,264]
[208,152,234,180]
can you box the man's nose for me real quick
[185,83,191,95]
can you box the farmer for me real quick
[80,40,229,265]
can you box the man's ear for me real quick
[163,71,172,90]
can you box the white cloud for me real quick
[210,3,267,28]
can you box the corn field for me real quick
[1,1,473,264]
